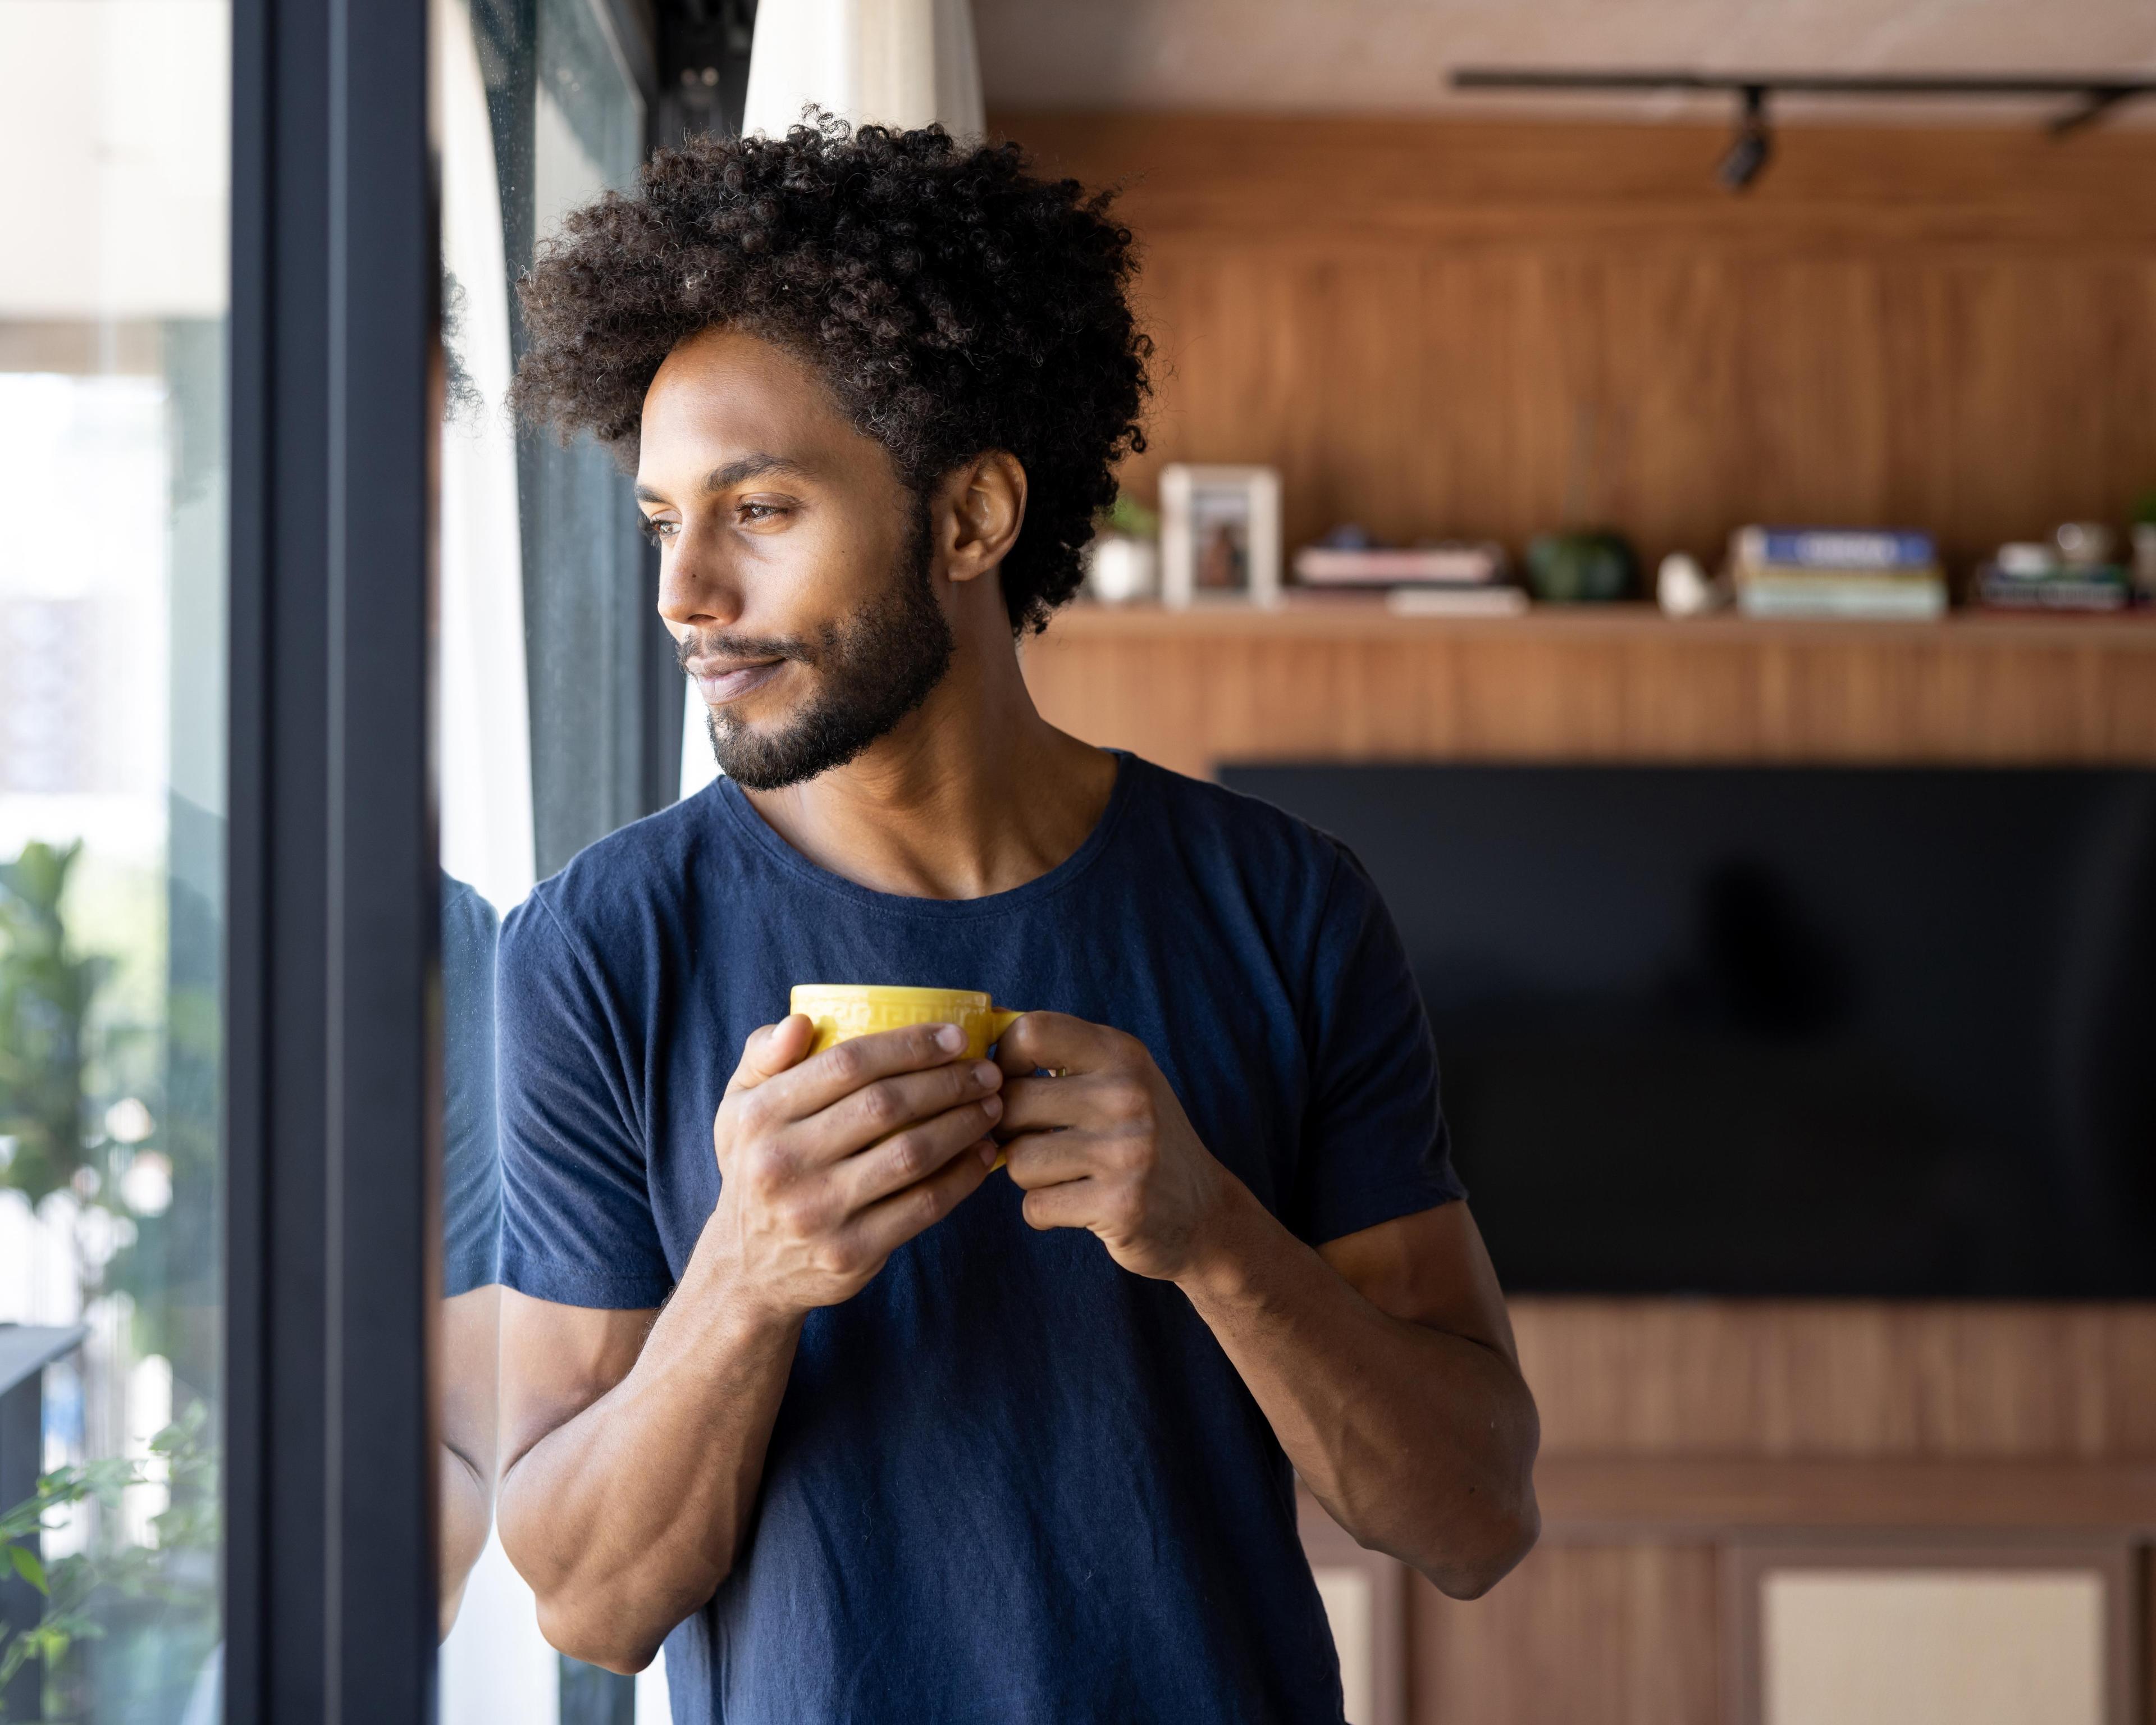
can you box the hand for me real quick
[993,1012,1237,1282]
[703,1016,1004,1321]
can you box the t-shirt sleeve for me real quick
[1290,842,1467,1246]
[441,875,502,1297]
[496,891,675,1309]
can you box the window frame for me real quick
[225,0,440,1716]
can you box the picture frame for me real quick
[1159,463,1282,608]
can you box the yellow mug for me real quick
[789,984,1027,1060]
[789,985,1030,1170]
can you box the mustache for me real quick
[675,629,815,673]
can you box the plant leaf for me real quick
[7,1544,47,1595]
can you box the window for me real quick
[0,3,230,1716]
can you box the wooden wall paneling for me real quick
[998,115,2156,575]
[1536,1458,2156,1538]
[1410,1544,1723,1725]
[1512,1300,2156,1461]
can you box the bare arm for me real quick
[995,1014,1539,1598]
[1186,1198,1538,1595]
[495,1016,1004,1673]
[439,1283,500,1637]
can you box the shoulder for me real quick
[1121,753,1356,901]
[501,782,739,976]
[441,873,500,949]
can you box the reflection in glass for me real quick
[0,2,228,1718]
[435,0,651,1716]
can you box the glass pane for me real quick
[434,0,649,1717]
[0,2,229,1719]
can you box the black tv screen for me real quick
[1221,764,2156,1298]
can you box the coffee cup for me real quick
[790,985,1030,1170]
[789,984,1027,1061]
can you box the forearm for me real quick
[499,1244,802,1670]
[1176,1186,1540,1597]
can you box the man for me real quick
[497,119,1538,1723]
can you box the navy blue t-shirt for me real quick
[442,875,502,1297]
[497,751,1464,1725]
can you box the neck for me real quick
[738,609,1118,900]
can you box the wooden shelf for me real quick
[1536,1456,2156,1541]
[1022,601,2156,775]
[1040,600,2156,647]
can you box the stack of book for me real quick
[1290,535,1527,616]
[1729,527,1947,620]
[1973,540,2131,613]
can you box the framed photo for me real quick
[1160,464,1281,607]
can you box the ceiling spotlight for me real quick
[1718,84,1772,191]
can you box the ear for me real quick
[934,451,1027,587]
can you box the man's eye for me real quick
[739,502,787,524]
[639,517,678,543]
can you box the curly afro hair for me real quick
[511,117,1152,635]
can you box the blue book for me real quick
[1739,527,1936,570]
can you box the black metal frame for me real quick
[1449,69,2156,135]
[226,0,440,1717]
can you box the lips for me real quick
[691,659,784,705]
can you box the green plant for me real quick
[0,840,221,1718]
[0,841,184,1343]
[0,1403,218,1723]
[0,842,113,1207]
[1100,492,1159,540]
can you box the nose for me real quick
[655,519,744,633]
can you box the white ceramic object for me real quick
[1995,542,2056,578]
[1084,534,1159,604]
[1656,551,1718,617]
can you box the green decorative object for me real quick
[1525,530,1640,604]
[1101,492,1159,541]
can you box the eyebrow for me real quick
[634,453,808,504]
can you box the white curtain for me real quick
[437,5,552,1719]
[680,0,983,803]
[437,0,538,914]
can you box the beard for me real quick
[682,508,956,792]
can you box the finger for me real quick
[728,1014,815,1096]
[999,1126,1113,1190]
[993,1071,1125,1135]
[756,1021,973,1122]
[837,1129,995,1263]
[790,1059,1004,1166]
[992,1011,1132,1079]
[1018,1178,1105,1234]
[828,1094,1007,1211]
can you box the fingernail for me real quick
[935,1024,966,1053]
[972,1060,1001,1087]
[977,1140,999,1167]
[980,1094,1003,1121]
